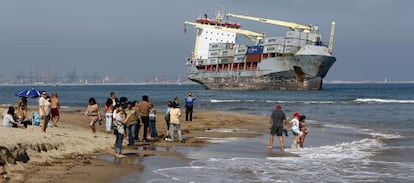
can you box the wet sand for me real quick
[0,107,271,182]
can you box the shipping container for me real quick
[263,45,284,54]
[234,44,248,55]
[219,57,234,64]
[247,46,264,54]
[207,58,219,65]
[245,54,262,62]
[209,43,234,50]
[285,31,301,39]
[208,50,219,58]
[300,32,309,40]
[262,36,285,45]
[285,38,300,47]
[234,55,245,63]
[208,49,234,58]
[220,49,234,57]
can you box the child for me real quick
[298,115,308,148]
[113,106,127,158]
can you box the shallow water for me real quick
[1,83,413,182]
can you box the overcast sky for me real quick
[0,0,412,82]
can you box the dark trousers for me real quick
[128,123,137,145]
[185,106,193,121]
[149,117,158,138]
[141,116,149,141]
[115,133,124,154]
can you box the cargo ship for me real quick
[184,8,336,90]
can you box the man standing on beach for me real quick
[50,92,60,127]
[137,95,153,142]
[268,104,286,151]
[39,90,51,132]
[184,92,196,121]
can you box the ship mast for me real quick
[328,21,336,53]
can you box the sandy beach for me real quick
[0,107,270,182]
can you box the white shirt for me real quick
[114,112,126,134]
[39,97,51,116]
[290,118,300,130]
[2,114,17,127]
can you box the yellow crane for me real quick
[226,13,314,33]
[184,21,265,43]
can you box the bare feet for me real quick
[267,146,273,149]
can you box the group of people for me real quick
[83,92,196,158]
[267,104,308,151]
[1,91,60,132]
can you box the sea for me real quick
[1,83,413,182]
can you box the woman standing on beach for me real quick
[163,101,173,141]
[113,106,126,158]
[50,92,60,127]
[16,97,28,122]
[85,97,101,137]
[169,102,183,142]
[104,98,114,133]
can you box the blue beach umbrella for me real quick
[14,88,41,98]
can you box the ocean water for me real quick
[1,83,413,182]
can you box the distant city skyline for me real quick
[0,67,189,85]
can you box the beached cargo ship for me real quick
[184,9,336,90]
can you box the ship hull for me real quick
[187,54,336,90]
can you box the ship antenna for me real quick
[215,6,224,21]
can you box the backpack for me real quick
[164,107,170,122]
[31,111,41,126]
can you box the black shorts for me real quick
[270,126,284,136]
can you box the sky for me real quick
[0,0,412,82]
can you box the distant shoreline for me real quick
[0,82,198,87]
[0,81,413,87]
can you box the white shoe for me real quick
[165,138,172,142]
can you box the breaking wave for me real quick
[354,98,414,104]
